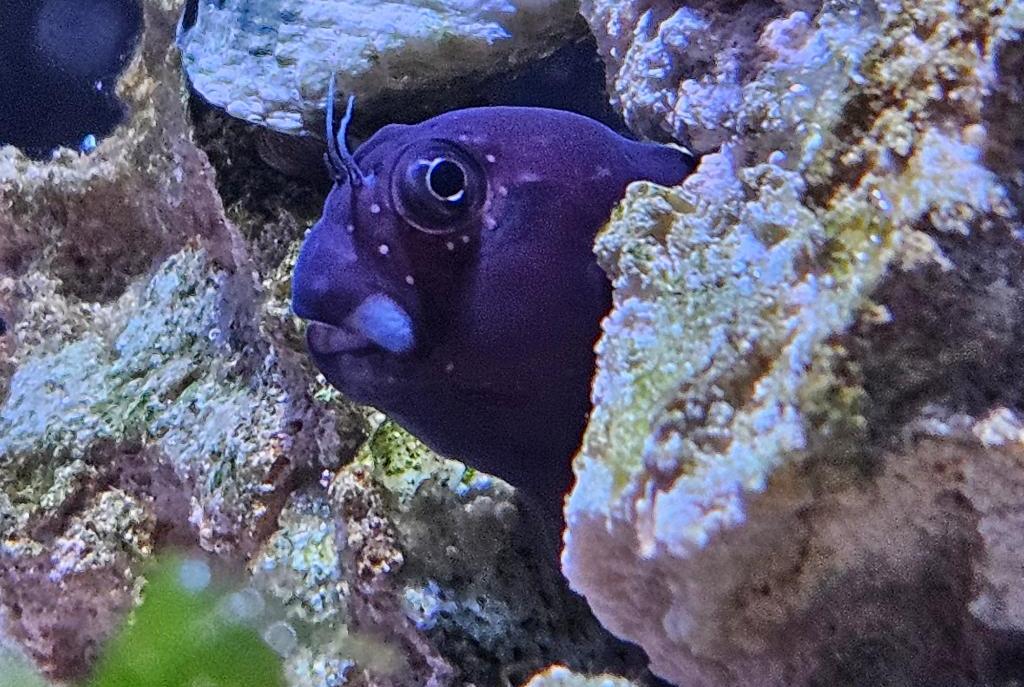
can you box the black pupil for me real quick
[428,160,465,201]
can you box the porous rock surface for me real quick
[258,423,650,687]
[179,0,581,136]
[0,1,653,686]
[567,0,1024,685]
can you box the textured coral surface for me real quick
[567,0,1024,685]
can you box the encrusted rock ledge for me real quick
[565,0,1024,685]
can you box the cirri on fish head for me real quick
[292,81,696,528]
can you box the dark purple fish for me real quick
[292,82,695,532]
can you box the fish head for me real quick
[292,100,696,494]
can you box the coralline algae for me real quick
[565,0,1024,685]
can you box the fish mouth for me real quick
[297,292,416,356]
[305,321,374,356]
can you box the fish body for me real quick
[292,104,695,524]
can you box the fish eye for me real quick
[392,140,485,235]
[426,158,466,203]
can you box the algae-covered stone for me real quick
[566,1,1024,685]
[179,0,581,136]
[0,244,358,678]
[1,247,353,550]
[249,423,654,687]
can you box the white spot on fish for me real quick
[370,203,381,214]
[485,153,496,163]
[517,171,541,183]
[497,185,508,197]
[350,293,415,354]
[446,241,455,251]
[378,244,390,256]
[405,275,415,285]
[346,223,355,233]
[445,362,455,373]
[460,235,470,244]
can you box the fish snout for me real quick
[291,260,357,330]
[291,216,364,322]
[292,229,416,356]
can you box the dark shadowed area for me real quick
[0,0,143,158]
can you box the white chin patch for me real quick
[349,293,415,354]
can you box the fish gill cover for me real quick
[0,0,143,158]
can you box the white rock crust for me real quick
[179,0,578,134]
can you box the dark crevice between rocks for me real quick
[180,0,201,33]
[189,102,329,276]
[392,483,669,687]
[348,32,628,138]
[188,30,628,277]
[853,218,1024,443]
[982,36,1024,222]
[0,0,143,159]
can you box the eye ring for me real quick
[391,140,486,235]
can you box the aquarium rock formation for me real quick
[178,0,581,136]
[3,0,1024,686]
[0,1,653,686]
[565,0,1024,685]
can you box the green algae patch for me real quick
[89,557,285,687]
[353,418,478,504]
